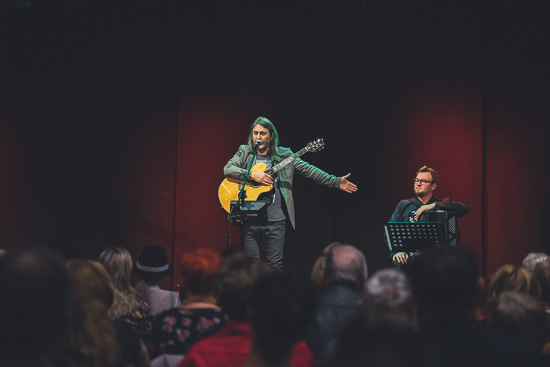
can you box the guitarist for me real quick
[223,116,358,272]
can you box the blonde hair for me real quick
[489,264,541,299]
[310,242,343,285]
[416,165,439,184]
[63,260,119,367]
[99,247,145,319]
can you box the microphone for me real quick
[253,139,263,149]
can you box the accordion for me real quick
[420,209,458,247]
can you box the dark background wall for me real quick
[0,1,548,291]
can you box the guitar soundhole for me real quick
[249,181,261,189]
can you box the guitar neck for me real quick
[267,147,309,176]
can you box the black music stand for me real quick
[229,200,268,226]
[384,222,446,253]
[225,143,263,248]
[227,200,268,249]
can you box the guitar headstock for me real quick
[306,138,325,153]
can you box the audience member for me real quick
[244,271,318,367]
[133,244,180,316]
[58,259,149,367]
[180,253,313,367]
[58,259,119,367]
[410,245,543,367]
[486,291,550,354]
[310,242,342,285]
[99,247,154,339]
[363,268,415,322]
[328,303,424,367]
[306,244,367,365]
[534,258,550,311]
[489,264,541,300]
[0,247,70,367]
[534,259,550,358]
[522,252,548,272]
[325,268,420,367]
[148,248,226,359]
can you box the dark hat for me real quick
[133,244,174,279]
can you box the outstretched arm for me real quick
[339,173,358,193]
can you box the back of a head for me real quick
[67,259,115,309]
[410,245,480,320]
[132,244,174,285]
[251,272,318,361]
[311,242,343,285]
[323,245,367,291]
[534,258,550,304]
[522,252,548,272]
[486,291,550,348]
[180,248,223,296]
[489,264,541,300]
[64,259,120,367]
[364,268,414,317]
[322,241,343,256]
[98,247,133,292]
[329,302,424,367]
[332,269,418,367]
[0,247,70,355]
[98,247,144,319]
[216,253,270,321]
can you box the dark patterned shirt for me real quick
[147,307,227,358]
[118,304,154,340]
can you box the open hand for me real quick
[340,173,358,193]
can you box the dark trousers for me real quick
[243,220,286,271]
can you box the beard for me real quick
[415,189,425,198]
[257,141,271,153]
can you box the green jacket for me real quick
[224,145,341,228]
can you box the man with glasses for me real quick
[387,165,468,269]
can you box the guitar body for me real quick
[218,163,274,213]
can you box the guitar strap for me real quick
[256,154,277,204]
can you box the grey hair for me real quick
[324,245,368,291]
[364,268,414,315]
[522,252,548,272]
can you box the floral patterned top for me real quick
[119,304,154,340]
[147,307,227,358]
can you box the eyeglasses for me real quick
[413,179,435,185]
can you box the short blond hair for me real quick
[417,165,439,184]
